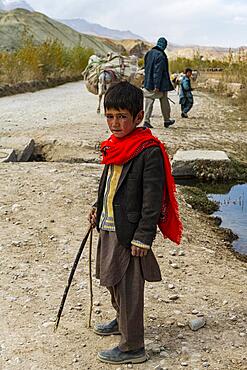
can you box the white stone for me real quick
[0,148,17,162]
[17,139,35,161]
[189,317,206,331]
[172,150,230,178]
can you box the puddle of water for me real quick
[208,183,247,255]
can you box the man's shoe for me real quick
[97,346,147,364]
[164,119,175,128]
[181,112,188,118]
[143,122,153,128]
[94,318,120,336]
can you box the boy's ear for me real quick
[135,110,144,125]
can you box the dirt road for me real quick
[0,82,247,370]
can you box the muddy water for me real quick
[209,183,247,255]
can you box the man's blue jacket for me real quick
[144,46,174,92]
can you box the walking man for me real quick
[143,37,175,129]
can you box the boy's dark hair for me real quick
[184,68,193,74]
[104,81,143,119]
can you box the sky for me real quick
[23,0,247,47]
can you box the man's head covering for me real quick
[156,37,167,50]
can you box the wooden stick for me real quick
[88,228,93,328]
[54,225,92,332]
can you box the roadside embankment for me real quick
[0,75,82,97]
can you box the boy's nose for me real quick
[112,117,120,125]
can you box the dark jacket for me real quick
[144,46,174,92]
[96,146,165,248]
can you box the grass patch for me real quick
[182,186,219,214]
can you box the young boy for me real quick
[89,81,182,365]
[179,68,194,118]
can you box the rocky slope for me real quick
[0,9,124,54]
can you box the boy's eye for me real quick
[105,114,128,120]
[118,114,128,120]
[105,115,114,120]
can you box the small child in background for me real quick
[179,68,194,118]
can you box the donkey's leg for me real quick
[97,93,102,114]
[97,79,104,113]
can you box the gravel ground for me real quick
[0,82,247,370]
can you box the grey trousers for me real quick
[144,88,171,123]
[108,256,145,352]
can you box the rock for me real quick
[178,250,185,256]
[42,321,54,328]
[205,78,221,90]
[168,284,175,289]
[171,150,230,178]
[189,317,206,331]
[0,135,37,162]
[150,344,161,354]
[8,296,18,302]
[11,204,21,212]
[170,263,179,269]
[12,241,21,247]
[192,309,199,315]
[0,148,17,162]
[169,294,179,301]
[181,362,188,367]
[17,139,35,161]
[169,249,177,256]
[226,82,243,95]
[145,339,154,346]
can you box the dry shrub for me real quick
[0,36,94,84]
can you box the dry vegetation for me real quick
[0,37,93,84]
[169,51,247,109]
[0,38,246,107]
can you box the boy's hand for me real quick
[88,207,97,228]
[131,245,148,257]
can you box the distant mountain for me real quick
[60,18,144,41]
[0,9,126,54]
[0,0,33,11]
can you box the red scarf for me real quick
[101,127,183,245]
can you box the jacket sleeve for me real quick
[132,147,165,247]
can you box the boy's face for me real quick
[105,108,144,138]
[186,71,192,78]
